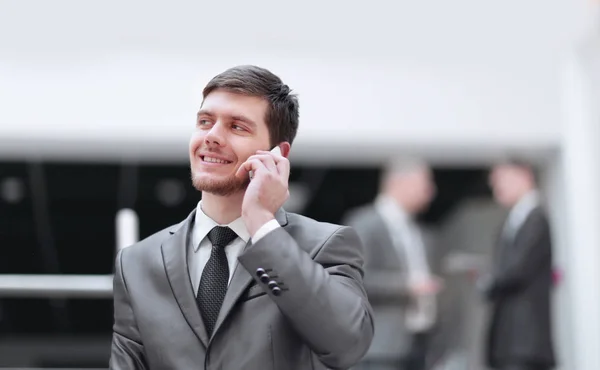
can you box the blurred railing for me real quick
[2,368,107,370]
[0,252,488,298]
[0,209,137,298]
[0,274,113,298]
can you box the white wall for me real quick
[0,0,594,164]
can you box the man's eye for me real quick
[198,119,211,125]
[232,124,245,131]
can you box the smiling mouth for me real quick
[201,156,232,164]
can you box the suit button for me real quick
[272,286,282,296]
[268,280,279,289]
[256,268,266,277]
[260,274,270,283]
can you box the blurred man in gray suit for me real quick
[344,160,442,370]
[480,160,555,370]
[109,65,374,369]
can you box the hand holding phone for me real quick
[238,144,290,236]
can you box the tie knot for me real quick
[207,226,238,248]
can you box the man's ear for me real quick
[278,142,291,158]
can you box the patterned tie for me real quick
[196,226,238,336]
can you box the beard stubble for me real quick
[190,169,250,196]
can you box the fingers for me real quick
[256,150,290,179]
[235,155,277,180]
[276,156,290,179]
[235,158,266,179]
[236,150,290,182]
[250,153,278,172]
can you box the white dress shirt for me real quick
[375,195,436,333]
[188,201,281,294]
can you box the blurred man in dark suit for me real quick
[480,160,555,370]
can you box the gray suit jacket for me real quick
[109,208,374,370]
[343,204,416,360]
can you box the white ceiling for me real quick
[0,0,593,60]
[0,0,596,165]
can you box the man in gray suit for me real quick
[109,65,374,369]
[480,160,555,370]
[343,161,442,370]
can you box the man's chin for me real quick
[191,174,249,196]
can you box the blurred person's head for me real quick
[489,159,537,208]
[381,159,436,215]
[189,65,299,196]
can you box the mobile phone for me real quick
[249,146,281,179]
[270,146,282,156]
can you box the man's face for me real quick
[389,167,436,213]
[489,165,531,207]
[407,168,436,213]
[190,89,271,196]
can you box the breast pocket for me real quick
[241,283,267,302]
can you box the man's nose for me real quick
[205,122,225,145]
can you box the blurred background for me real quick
[0,0,599,369]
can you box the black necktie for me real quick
[196,226,238,336]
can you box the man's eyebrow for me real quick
[196,110,257,127]
[197,109,214,117]
[231,114,257,127]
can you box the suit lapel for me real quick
[212,239,254,340]
[511,206,540,243]
[161,210,210,347]
[372,209,405,270]
[494,207,539,269]
[211,208,289,341]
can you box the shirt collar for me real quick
[375,194,411,223]
[192,201,250,252]
[510,190,540,217]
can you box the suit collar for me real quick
[502,191,541,242]
[168,207,288,235]
[509,190,540,220]
[192,201,250,252]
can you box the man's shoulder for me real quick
[533,205,549,219]
[341,203,381,229]
[120,220,182,257]
[344,203,377,220]
[285,211,363,248]
[286,212,344,235]
[524,206,551,231]
[283,212,365,260]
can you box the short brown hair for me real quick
[492,156,539,184]
[202,65,299,146]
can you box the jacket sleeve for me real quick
[237,226,375,370]
[109,249,148,370]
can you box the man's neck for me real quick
[200,191,245,225]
